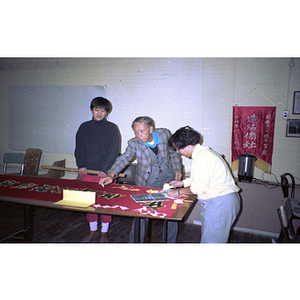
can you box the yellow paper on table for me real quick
[54,190,96,207]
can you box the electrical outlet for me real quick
[283,110,288,119]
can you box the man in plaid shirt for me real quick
[99,116,182,242]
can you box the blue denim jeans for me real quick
[200,192,241,243]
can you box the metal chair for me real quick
[277,197,300,242]
[281,173,295,198]
[280,173,300,219]
[3,152,25,175]
[117,164,137,185]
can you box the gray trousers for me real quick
[200,192,241,243]
[128,218,178,243]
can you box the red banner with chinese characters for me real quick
[231,106,276,173]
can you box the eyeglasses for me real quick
[175,146,187,153]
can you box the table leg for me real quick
[162,220,168,243]
[145,218,152,242]
[133,217,140,243]
[23,205,34,242]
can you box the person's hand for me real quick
[78,167,87,175]
[175,172,182,181]
[167,189,181,197]
[99,175,113,187]
[169,180,184,188]
[97,171,107,178]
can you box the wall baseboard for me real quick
[233,227,278,238]
[192,220,278,238]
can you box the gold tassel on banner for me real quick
[255,158,272,173]
[231,160,239,172]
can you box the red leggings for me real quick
[81,174,112,223]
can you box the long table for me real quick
[0,175,197,243]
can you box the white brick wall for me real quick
[0,58,299,180]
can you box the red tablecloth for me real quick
[0,175,187,218]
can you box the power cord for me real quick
[252,172,281,189]
[252,172,300,189]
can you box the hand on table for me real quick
[167,189,181,197]
[169,180,184,188]
[166,180,184,197]
[99,175,114,187]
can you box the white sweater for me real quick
[183,144,240,200]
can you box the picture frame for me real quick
[286,119,300,138]
[293,91,300,114]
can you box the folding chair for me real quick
[280,173,300,219]
[3,152,25,175]
[277,197,300,242]
[117,164,137,185]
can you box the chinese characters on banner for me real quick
[231,106,276,173]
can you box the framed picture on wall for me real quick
[293,91,300,114]
[286,119,300,137]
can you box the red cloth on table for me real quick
[0,175,186,218]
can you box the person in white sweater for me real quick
[167,126,241,243]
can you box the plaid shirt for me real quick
[108,128,182,187]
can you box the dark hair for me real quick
[169,126,202,150]
[90,97,112,113]
[131,116,155,130]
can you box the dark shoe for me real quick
[99,232,109,243]
[81,231,98,242]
